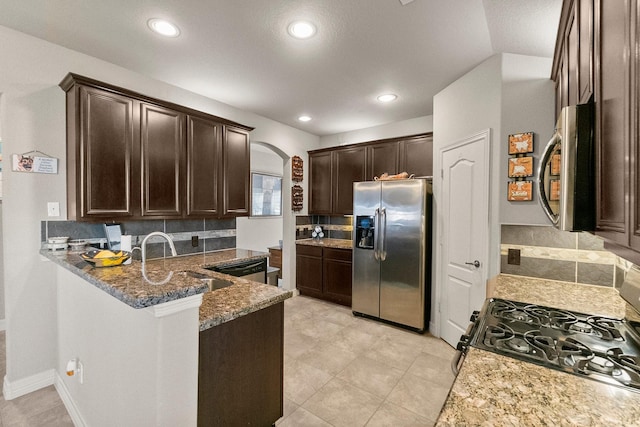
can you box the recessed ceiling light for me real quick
[288,21,317,39]
[147,18,180,37]
[298,115,312,122]
[377,94,398,103]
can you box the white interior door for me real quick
[439,131,490,347]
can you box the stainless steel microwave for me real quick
[537,103,595,231]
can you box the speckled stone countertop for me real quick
[437,274,640,426]
[296,238,352,249]
[41,248,292,330]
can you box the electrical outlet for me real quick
[191,235,199,247]
[47,202,60,217]
[507,248,521,265]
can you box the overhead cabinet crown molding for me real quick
[60,73,253,221]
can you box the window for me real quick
[251,172,282,216]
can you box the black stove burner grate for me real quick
[471,298,640,393]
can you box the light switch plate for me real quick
[47,202,60,217]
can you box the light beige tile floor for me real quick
[0,295,456,426]
[278,295,456,427]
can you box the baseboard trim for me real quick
[55,372,87,427]
[3,369,55,400]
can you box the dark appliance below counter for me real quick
[452,298,640,393]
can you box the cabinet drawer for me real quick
[323,248,352,262]
[296,244,322,257]
[268,248,282,268]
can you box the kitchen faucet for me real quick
[140,231,177,265]
[132,231,178,285]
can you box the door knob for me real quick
[465,260,480,268]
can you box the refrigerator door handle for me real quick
[380,207,387,261]
[373,208,380,261]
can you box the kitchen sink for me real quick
[178,271,235,292]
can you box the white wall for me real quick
[433,54,503,287]
[319,115,433,148]
[432,53,554,333]
[236,145,284,253]
[500,54,555,225]
[57,267,200,426]
[0,24,319,399]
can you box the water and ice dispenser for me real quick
[355,216,375,249]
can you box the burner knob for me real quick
[470,311,480,322]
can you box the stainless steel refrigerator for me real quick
[352,179,432,332]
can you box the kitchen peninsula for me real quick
[41,248,291,426]
[437,275,640,426]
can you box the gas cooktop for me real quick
[469,298,640,392]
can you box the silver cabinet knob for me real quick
[465,260,480,268]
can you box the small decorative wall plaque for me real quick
[508,132,534,154]
[550,153,561,175]
[292,156,303,182]
[507,181,533,201]
[291,184,303,211]
[11,150,58,174]
[508,156,533,178]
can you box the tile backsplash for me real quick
[42,218,236,260]
[501,225,631,288]
[295,215,353,241]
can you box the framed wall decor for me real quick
[508,132,534,154]
[292,156,303,182]
[508,156,533,178]
[507,180,533,201]
[291,184,303,211]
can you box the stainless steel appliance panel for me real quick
[379,180,427,329]
[352,179,431,332]
[352,181,382,317]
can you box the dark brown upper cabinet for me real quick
[552,0,640,262]
[333,146,367,215]
[71,85,135,219]
[309,151,333,214]
[60,73,253,221]
[367,141,400,179]
[308,133,433,215]
[400,135,433,178]
[186,116,221,217]
[553,0,594,115]
[221,126,250,217]
[140,102,184,217]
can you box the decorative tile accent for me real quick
[499,225,632,287]
[43,219,237,259]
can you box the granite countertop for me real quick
[296,238,352,250]
[437,274,640,426]
[41,248,292,330]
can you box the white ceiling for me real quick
[0,0,562,136]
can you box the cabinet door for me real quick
[221,126,250,217]
[595,0,629,245]
[567,7,580,106]
[333,146,367,215]
[296,245,323,298]
[367,142,400,180]
[579,0,594,103]
[187,116,221,217]
[309,152,333,214]
[322,248,352,306]
[140,103,184,217]
[400,135,433,178]
[77,85,135,218]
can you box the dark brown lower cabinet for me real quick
[296,244,352,307]
[198,302,283,426]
